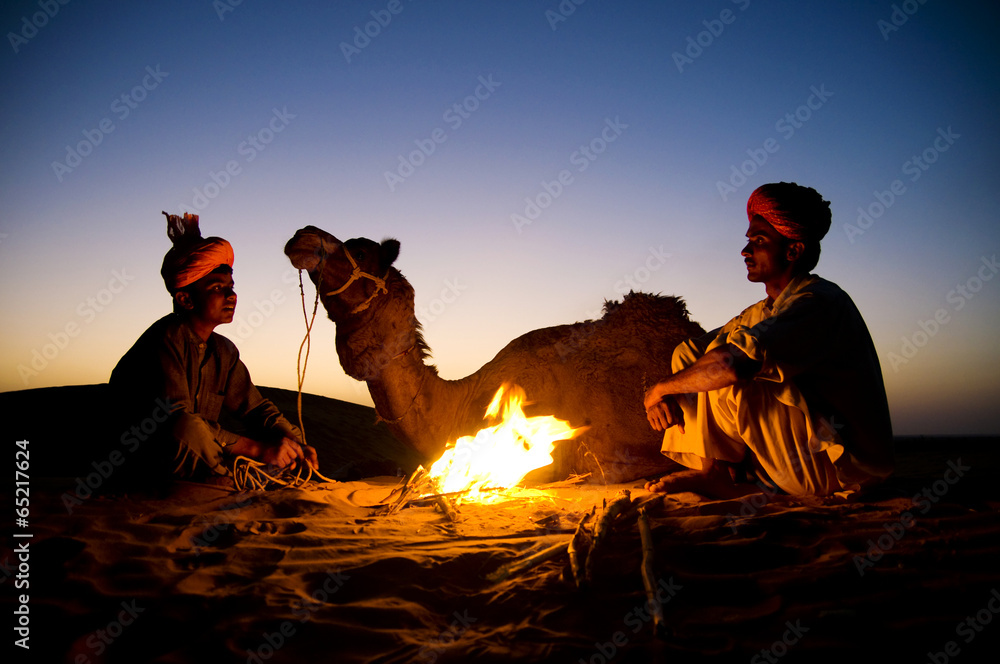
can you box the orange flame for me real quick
[422,383,583,504]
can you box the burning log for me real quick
[536,473,591,489]
[434,495,460,523]
[585,489,632,585]
[376,383,586,520]
[379,466,428,516]
[409,486,505,505]
[485,540,572,584]
[419,383,585,505]
[568,506,596,590]
[637,507,666,638]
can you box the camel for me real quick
[284,226,706,484]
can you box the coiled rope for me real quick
[231,455,333,491]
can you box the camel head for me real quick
[284,226,402,321]
[284,225,343,273]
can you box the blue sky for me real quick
[2,0,998,435]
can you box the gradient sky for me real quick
[2,0,998,435]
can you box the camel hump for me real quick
[486,289,703,372]
[600,290,696,327]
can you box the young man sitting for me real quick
[109,213,317,485]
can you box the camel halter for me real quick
[325,245,390,314]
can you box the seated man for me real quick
[109,212,317,485]
[643,183,892,498]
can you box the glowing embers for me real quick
[420,383,583,505]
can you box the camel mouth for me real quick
[284,226,342,272]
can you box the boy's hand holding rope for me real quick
[228,267,335,492]
[231,454,334,492]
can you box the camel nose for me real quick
[285,227,342,271]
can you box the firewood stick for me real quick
[638,507,666,638]
[409,486,505,504]
[618,492,665,524]
[485,540,570,584]
[382,465,427,515]
[585,489,632,584]
[435,495,460,522]
[383,483,416,515]
[568,506,595,590]
[536,473,592,489]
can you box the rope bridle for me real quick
[324,244,390,315]
[373,368,426,426]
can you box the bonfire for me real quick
[410,383,585,505]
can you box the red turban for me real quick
[746,182,831,243]
[160,213,234,293]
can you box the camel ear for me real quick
[379,238,400,270]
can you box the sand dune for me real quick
[3,386,999,663]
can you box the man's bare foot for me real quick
[644,462,765,500]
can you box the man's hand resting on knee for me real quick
[644,395,685,433]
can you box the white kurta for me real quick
[660,274,893,495]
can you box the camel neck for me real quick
[365,353,476,460]
[367,352,434,422]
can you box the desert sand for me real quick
[4,385,1000,663]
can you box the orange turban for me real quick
[159,212,234,293]
[746,183,831,243]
